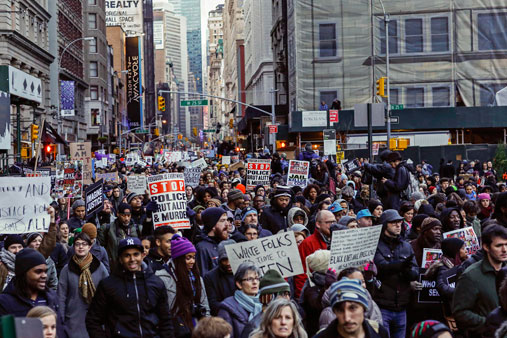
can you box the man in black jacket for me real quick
[259,186,293,233]
[373,209,419,338]
[195,207,229,275]
[145,225,176,272]
[382,152,409,210]
[86,237,173,338]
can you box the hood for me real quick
[287,207,309,227]
[439,207,464,232]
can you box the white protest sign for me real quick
[443,227,480,257]
[225,232,303,278]
[184,167,201,188]
[148,173,190,229]
[287,160,310,187]
[246,159,271,191]
[329,225,382,273]
[0,177,51,234]
[164,151,183,163]
[192,158,208,170]
[128,175,147,195]
[422,248,442,269]
[222,156,231,165]
[145,156,153,166]
[125,153,137,166]
[70,142,92,184]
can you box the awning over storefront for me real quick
[238,105,287,133]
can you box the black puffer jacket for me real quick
[383,163,410,210]
[85,263,173,338]
[203,264,235,315]
[195,234,221,276]
[373,233,419,312]
[484,307,507,338]
[259,200,292,234]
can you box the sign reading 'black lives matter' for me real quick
[148,173,190,229]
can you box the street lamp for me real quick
[376,0,391,147]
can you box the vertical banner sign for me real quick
[0,91,11,150]
[184,167,201,188]
[127,175,147,195]
[246,159,271,191]
[287,160,310,187]
[224,232,304,278]
[60,80,75,117]
[148,173,190,229]
[85,179,104,217]
[126,37,142,128]
[323,129,337,155]
[70,142,92,184]
[329,225,382,274]
[443,227,480,256]
[0,177,51,234]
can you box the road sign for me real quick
[135,129,149,134]
[329,110,339,123]
[391,104,404,110]
[268,125,278,134]
[203,129,216,133]
[180,99,209,107]
[390,116,399,124]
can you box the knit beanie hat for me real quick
[241,207,258,222]
[126,192,140,204]
[441,237,465,259]
[236,184,246,194]
[81,223,97,240]
[228,189,244,202]
[25,233,42,247]
[118,203,131,214]
[420,217,442,234]
[273,186,292,199]
[218,239,236,261]
[72,199,85,210]
[329,278,369,311]
[478,193,491,201]
[411,320,451,338]
[259,269,290,296]
[170,234,196,259]
[306,250,330,286]
[208,198,223,207]
[4,235,25,250]
[201,207,227,234]
[367,200,382,214]
[15,248,46,277]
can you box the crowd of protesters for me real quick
[0,143,507,338]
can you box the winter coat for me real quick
[410,236,440,267]
[195,234,221,276]
[46,257,58,290]
[294,231,328,299]
[0,278,60,317]
[85,263,174,338]
[300,272,327,337]
[287,207,309,228]
[67,216,86,232]
[57,255,109,338]
[259,200,293,234]
[483,307,507,338]
[67,241,110,273]
[363,162,395,201]
[98,218,142,266]
[39,221,57,260]
[298,150,319,162]
[373,233,419,311]
[452,258,503,335]
[145,248,170,273]
[314,318,389,338]
[217,296,250,338]
[383,163,410,210]
[51,242,69,276]
[203,265,236,315]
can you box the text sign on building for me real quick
[0,66,42,104]
[329,110,339,123]
[126,37,142,129]
[268,125,278,134]
[302,111,327,127]
[180,99,209,107]
[105,0,144,37]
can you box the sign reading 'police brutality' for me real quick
[225,231,303,278]
[329,225,383,273]
[148,173,190,229]
[85,179,104,217]
[287,160,310,187]
[184,167,201,188]
[0,177,51,234]
[246,159,271,191]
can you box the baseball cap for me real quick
[356,209,373,220]
[328,201,343,213]
[118,237,144,256]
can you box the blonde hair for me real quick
[26,306,57,320]
[250,298,307,338]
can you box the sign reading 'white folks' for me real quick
[0,177,51,234]
[246,159,271,191]
[224,232,303,278]
[287,160,310,187]
[329,225,383,273]
[148,173,190,229]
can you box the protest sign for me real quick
[192,158,207,170]
[125,153,138,166]
[85,179,104,217]
[224,232,303,278]
[421,248,442,269]
[0,177,51,234]
[246,159,271,190]
[231,155,239,163]
[70,142,92,184]
[127,175,147,195]
[54,161,83,196]
[417,272,441,304]
[96,172,119,184]
[287,160,310,187]
[222,156,231,165]
[148,173,190,229]
[329,225,382,273]
[145,156,153,166]
[184,167,201,188]
[164,151,182,163]
[443,227,480,256]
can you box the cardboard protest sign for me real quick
[287,160,310,187]
[148,173,190,229]
[96,172,119,184]
[70,142,92,184]
[225,232,303,278]
[229,161,245,171]
[246,159,271,191]
[127,175,147,195]
[329,225,382,273]
[417,272,441,304]
[0,177,51,234]
[443,227,480,256]
[85,179,104,217]
[222,156,231,165]
[231,155,239,163]
[421,248,442,269]
[192,158,207,170]
[184,167,201,188]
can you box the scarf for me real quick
[0,248,15,272]
[234,290,262,320]
[72,253,96,304]
[318,230,331,248]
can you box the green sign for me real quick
[180,99,209,107]
[203,129,216,133]
[135,129,149,134]
[391,104,404,110]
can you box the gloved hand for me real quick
[145,200,159,212]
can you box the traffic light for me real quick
[276,140,287,150]
[193,127,198,136]
[157,96,166,111]
[44,144,55,154]
[235,147,240,152]
[31,124,39,141]
[154,128,159,136]
[229,119,234,129]
[376,77,387,97]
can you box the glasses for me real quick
[242,277,260,283]
[74,242,90,248]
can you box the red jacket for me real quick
[294,231,328,299]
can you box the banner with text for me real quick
[96,172,119,184]
[287,160,310,187]
[246,159,271,191]
[148,173,190,229]
[126,36,142,128]
[85,179,104,217]
[128,175,147,195]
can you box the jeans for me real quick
[380,308,407,338]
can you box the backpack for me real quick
[401,162,419,200]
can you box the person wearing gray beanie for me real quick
[68,199,86,232]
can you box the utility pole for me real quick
[377,0,391,147]
[270,88,278,152]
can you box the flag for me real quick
[41,121,67,145]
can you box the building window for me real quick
[390,88,400,105]
[89,62,98,77]
[88,0,97,4]
[88,13,97,29]
[320,91,337,109]
[480,83,507,106]
[380,19,398,54]
[478,13,507,51]
[91,109,100,126]
[405,18,423,53]
[432,86,450,106]
[406,88,425,108]
[318,23,337,58]
[431,17,449,52]
[89,37,97,53]
[90,86,98,100]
